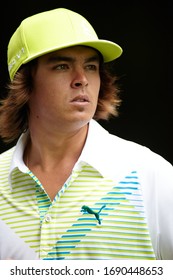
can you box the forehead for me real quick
[38,45,101,62]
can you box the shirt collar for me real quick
[9,120,115,186]
[9,131,29,185]
[78,119,114,178]
[80,120,135,181]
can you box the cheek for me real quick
[32,77,60,101]
[93,79,101,99]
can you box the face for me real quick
[29,46,101,133]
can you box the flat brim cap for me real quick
[8,8,123,80]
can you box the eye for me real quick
[54,64,69,70]
[86,64,98,71]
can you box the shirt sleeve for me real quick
[140,150,173,260]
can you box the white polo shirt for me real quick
[0,119,173,260]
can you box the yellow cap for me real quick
[8,8,123,80]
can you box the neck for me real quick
[24,123,89,171]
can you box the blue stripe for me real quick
[44,257,65,260]
[62,234,86,238]
[48,251,70,255]
[118,181,139,184]
[57,240,81,243]
[125,176,138,179]
[54,246,76,249]
[69,225,93,228]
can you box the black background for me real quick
[0,1,173,163]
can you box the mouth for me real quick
[71,95,89,104]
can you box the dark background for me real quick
[0,1,173,163]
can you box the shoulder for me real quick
[0,146,15,172]
[0,146,15,161]
[90,120,172,175]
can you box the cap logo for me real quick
[8,47,25,72]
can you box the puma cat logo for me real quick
[81,205,106,224]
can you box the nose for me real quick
[71,70,88,89]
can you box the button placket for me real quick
[45,214,52,222]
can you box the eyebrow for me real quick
[46,54,100,64]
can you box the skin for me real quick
[25,46,101,200]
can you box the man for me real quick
[0,7,173,260]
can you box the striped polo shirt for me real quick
[1,120,173,260]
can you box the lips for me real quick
[71,95,89,103]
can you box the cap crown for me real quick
[8,8,122,80]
